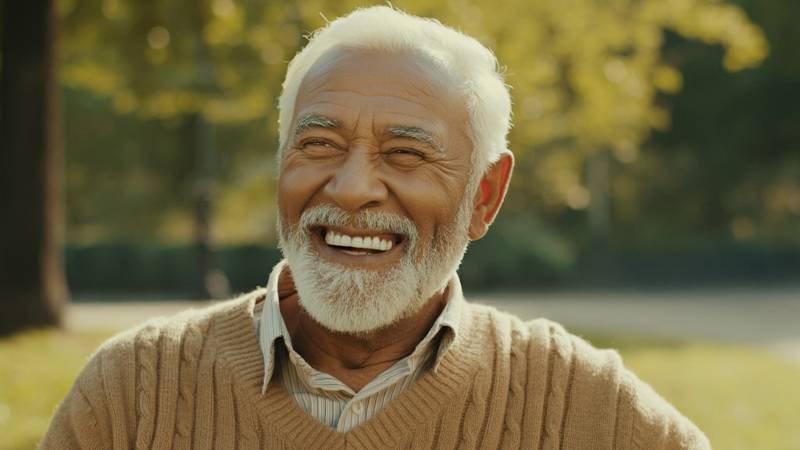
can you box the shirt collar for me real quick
[257,260,464,394]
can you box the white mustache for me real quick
[298,204,418,242]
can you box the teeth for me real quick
[324,230,394,252]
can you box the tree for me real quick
[453,0,768,219]
[638,0,800,243]
[59,0,767,240]
[59,0,311,296]
[0,0,68,334]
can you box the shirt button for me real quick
[351,401,363,415]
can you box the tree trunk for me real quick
[181,113,216,299]
[0,0,68,335]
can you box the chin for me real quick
[287,250,434,334]
[276,203,471,334]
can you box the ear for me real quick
[468,151,514,240]
[277,264,298,300]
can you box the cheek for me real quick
[385,172,463,239]
[396,166,466,208]
[278,164,329,222]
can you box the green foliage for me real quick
[58,0,798,278]
[59,0,300,122]
[58,0,769,228]
[633,0,800,242]
[63,86,279,244]
[63,87,190,241]
[471,0,768,217]
[459,215,577,288]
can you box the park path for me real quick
[478,286,800,361]
[67,285,800,361]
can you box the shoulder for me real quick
[41,290,266,448]
[79,288,265,391]
[99,290,259,348]
[464,303,709,449]
[465,303,625,391]
[615,368,710,449]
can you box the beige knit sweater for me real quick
[41,290,710,449]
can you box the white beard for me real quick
[277,194,473,335]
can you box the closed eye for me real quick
[386,148,425,158]
[302,139,335,148]
[381,148,429,169]
[296,138,344,159]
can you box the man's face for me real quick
[277,49,476,333]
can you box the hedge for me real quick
[64,235,799,297]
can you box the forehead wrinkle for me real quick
[305,87,439,108]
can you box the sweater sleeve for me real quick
[546,323,711,450]
[39,325,144,450]
[619,370,711,450]
[38,352,113,449]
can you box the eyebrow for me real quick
[293,114,444,154]
[386,125,444,153]
[293,114,342,137]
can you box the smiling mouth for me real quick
[316,227,404,255]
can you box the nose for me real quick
[323,150,388,212]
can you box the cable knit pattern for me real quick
[499,324,527,449]
[475,310,511,449]
[174,322,203,445]
[40,291,710,449]
[134,323,160,449]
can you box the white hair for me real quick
[277,5,513,175]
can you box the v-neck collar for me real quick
[213,291,485,448]
[257,260,465,395]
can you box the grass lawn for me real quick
[590,334,800,450]
[0,329,115,450]
[1,329,798,450]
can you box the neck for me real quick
[277,266,447,392]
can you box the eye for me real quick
[302,138,333,148]
[298,138,343,157]
[384,148,426,161]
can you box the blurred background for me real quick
[1,0,798,449]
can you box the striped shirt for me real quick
[255,260,463,432]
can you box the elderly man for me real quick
[42,6,708,449]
